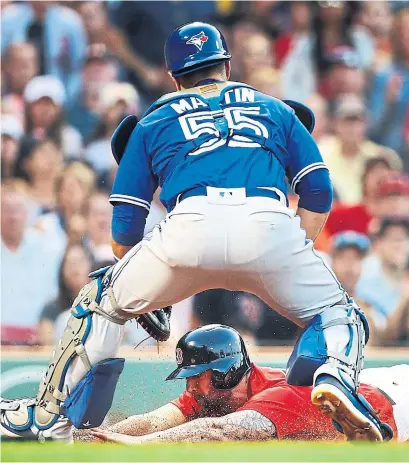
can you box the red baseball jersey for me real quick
[171,363,397,440]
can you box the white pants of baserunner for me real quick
[361,365,409,442]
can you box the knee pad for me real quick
[286,299,369,389]
[286,314,325,386]
[62,357,124,429]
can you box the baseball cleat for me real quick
[311,375,386,442]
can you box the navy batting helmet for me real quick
[166,324,251,389]
[165,22,231,77]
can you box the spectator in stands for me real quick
[229,22,266,81]
[1,183,60,345]
[360,0,394,71]
[319,94,401,205]
[18,139,63,216]
[330,231,387,345]
[2,43,38,120]
[368,8,409,156]
[66,48,120,142]
[247,67,282,98]
[106,0,216,101]
[83,191,114,266]
[35,161,96,255]
[274,1,312,68]
[381,259,409,346]
[312,1,374,75]
[280,2,316,102]
[38,243,94,345]
[326,171,409,246]
[356,217,409,323]
[238,32,275,83]
[1,42,38,124]
[320,48,367,108]
[1,114,24,180]
[325,156,394,237]
[305,93,329,143]
[377,172,409,220]
[20,75,83,160]
[348,170,409,236]
[331,231,371,298]
[85,82,140,178]
[109,1,217,67]
[281,2,373,102]
[225,1,285,38]
[1,1,87,100]
[77,2,170,99]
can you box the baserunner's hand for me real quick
[91,428,138,444]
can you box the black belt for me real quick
[179,187,282,203]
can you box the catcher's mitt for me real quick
[136,307,172,342]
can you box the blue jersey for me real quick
[110,81,328,214]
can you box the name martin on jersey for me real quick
[170,88,256,114]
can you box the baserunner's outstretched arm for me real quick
[92,410,276,444]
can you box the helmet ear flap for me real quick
[210,358,251,390]
[211,370,227,389]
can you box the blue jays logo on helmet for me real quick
[186,31,209,51]
[165,22,231,77]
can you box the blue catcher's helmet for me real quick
[165,22,231,77]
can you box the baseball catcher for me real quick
[0,22,392,442]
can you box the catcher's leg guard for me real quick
[1,267,125,440]
[286,297,369,389]
[286,297,392,442]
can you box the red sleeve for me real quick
[171,391,201,420]
[237,386,340,441]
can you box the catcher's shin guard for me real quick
[35,266,126,431]
[286,297,368,390]
[1,266,125,438]
[286,297,391,442]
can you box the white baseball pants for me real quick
[100,192,344,326]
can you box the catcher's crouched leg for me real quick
[286,297,393,442]
[0,266,172,442]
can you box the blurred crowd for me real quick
[1,1,409,348]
